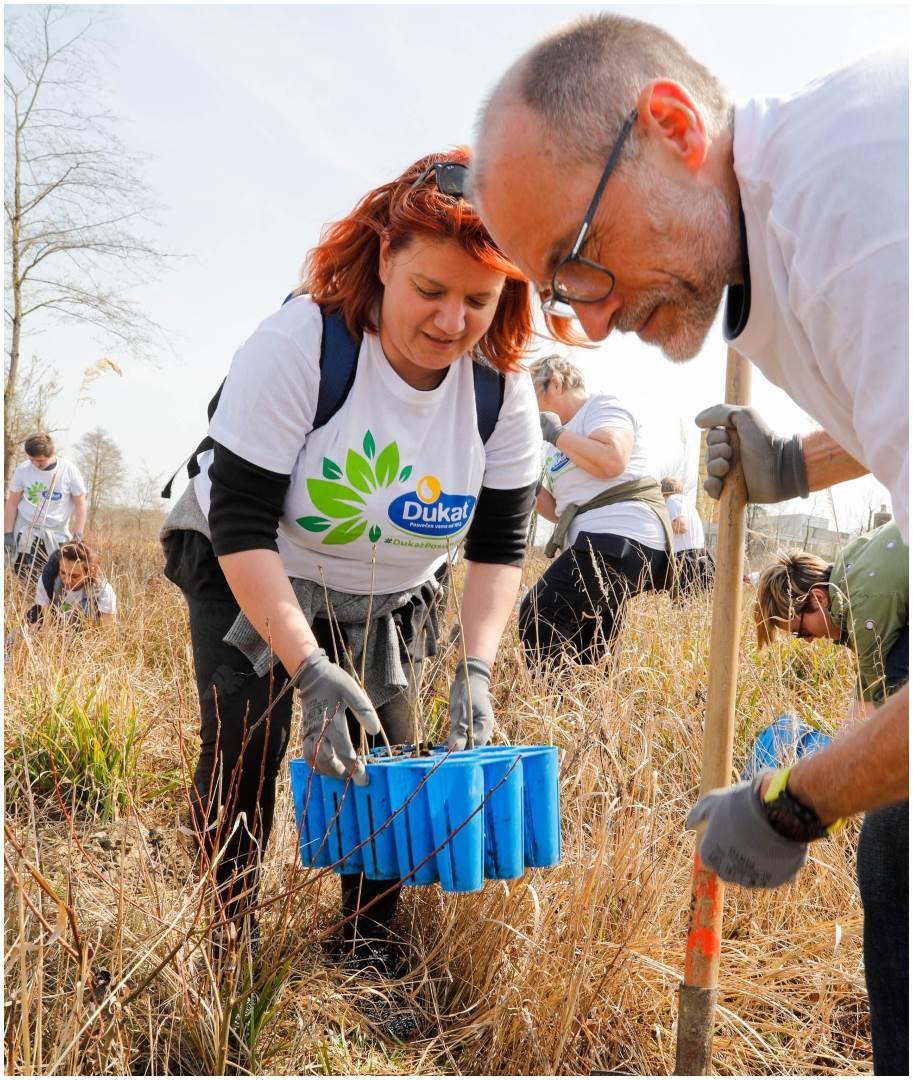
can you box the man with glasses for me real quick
[472,12,907,1073]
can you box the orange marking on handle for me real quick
[687,927,720,958]
[683,853,725,986]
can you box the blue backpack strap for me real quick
[282,292,361,430]
[472,361,505,445]
[314,308,361,430]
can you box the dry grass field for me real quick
[4,530,871,1075]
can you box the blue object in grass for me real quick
[742,714,833,781]
[289,744,561,893]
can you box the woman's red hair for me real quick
[299,147,578,373]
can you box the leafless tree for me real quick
[4,354,62,460]
[129,463,162,530]
[73,425,124,529]
[4,5,168,485]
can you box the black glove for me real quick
[4,532,16,556]
[297,648,381,786]
[539,411,565,445]
[695,405,809,503]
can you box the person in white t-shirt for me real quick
[660,476,713,598]
[472,16,906,1069]
[4,432,88,580]
[522,355,670,665]
[160,148,572,995]
[25,540,117,628]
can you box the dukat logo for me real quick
[296,430,475,546]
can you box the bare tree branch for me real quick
[4,5,172,484]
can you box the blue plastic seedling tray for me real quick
[289,744,561,893]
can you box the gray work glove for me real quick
[695,405,809,504]
[297,648,381,786]
[447,656,495,751]
[685,777,808,888]
[539,411,566,445]
[4,532,16,556]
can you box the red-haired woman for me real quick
[161,149,570,1004]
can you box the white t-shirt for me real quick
[8,458,87,537]
[542,393,666,551]
[198,296,541,593]
[35,575,117,620]
[729,49,908,541]
[665,493,705,553]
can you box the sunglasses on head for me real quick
[409,161,468,198]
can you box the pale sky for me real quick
[10,2,907,533]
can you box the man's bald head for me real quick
[474,13,730,190]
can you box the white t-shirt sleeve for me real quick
[34,576,51,606]
[66,461,88,497]
[208,298,323,475]
[95,581,117,616]
[8,463,27,493]
[665,494,684,519]
[580,394,636,437]
[481,369,541,489]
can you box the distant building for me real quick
[873,504,893,528]
[707,508,853,566]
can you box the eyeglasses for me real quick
[541,108,638,317]
[410,161,468,199]
[791,606,815,640]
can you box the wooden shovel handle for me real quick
[675,347,751,1075]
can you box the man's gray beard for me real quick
[623,159,737,361]
[613,279,725,362]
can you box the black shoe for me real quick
[324,935,399,979]
[358,995,421,1041]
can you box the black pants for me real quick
[519,530,668,667]
[856,627,908,1074]
[14,537,51,582]
[672,548,715,599]
[164,530,419,943]
[858,801,908,1074]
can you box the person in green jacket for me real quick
[754,520,907,708]
[753,519,907,1071]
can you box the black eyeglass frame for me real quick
[409,161,468,198]
[544,108,639,312]
[790,597,819,640]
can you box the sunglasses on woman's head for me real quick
[410,161,468,198]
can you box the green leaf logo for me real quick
[324,518,368,545]
[297,431,413,546]
[375,442,400,487]
[26,482,43,504]
[297,515,332,533]
[345,449,376,493]
[306,479,364,519]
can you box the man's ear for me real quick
[811,584,831,611]
[636,79,709,172]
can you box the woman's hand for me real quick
[298,649,381,785]
[447,656,495,750]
